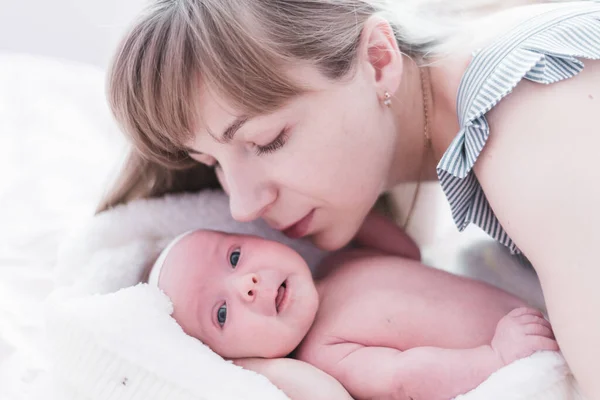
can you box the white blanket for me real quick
[42,191,582,400]
[45,284,583,400]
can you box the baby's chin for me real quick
[224,341,299,360]
[213,331,305,360]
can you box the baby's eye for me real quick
[230,249,240,267]
[217,304,227,327]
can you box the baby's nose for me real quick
[235,273,259,302]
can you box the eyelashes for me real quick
[192,127,290,170]
[254,128,289,156]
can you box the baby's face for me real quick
[158,230,319,359]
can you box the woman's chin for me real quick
[311,227,356,252]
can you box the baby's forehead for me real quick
[171,231,211,255]
[157,232,217,293]
[158,230,269,286]
[164,230,222,269]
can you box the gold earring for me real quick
[383,91,392,107]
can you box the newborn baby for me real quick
[149,228,558,400]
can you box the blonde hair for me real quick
[98,0,562,213]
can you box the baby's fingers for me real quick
[525,323,555,339]
[528,336,560,352]
[517,314,552,330]
[507,307,544,319]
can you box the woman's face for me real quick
[187,64,398,251]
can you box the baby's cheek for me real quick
[169,298,203,342]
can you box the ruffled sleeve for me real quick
[437,4,600,254]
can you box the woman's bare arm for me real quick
[475,59,600,398]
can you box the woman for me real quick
[101,0,600,398]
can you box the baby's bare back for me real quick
[300,249,526,352]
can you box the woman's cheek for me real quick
[216,167,230,195]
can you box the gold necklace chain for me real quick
[402,67,432,230]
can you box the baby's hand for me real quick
[491,307,559,366]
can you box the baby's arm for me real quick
[233,357,352,400]
[325,344,500,400]
[353,211,420,260]
[312,308,558,400]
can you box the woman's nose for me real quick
[234,273,260,302]
[226,168,276,222]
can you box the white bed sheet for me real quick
[0,52,546,400]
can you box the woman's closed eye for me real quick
[189,127,289,168]
[254,127,289,156]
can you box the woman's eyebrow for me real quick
[221,117,249,143]
[185,116,249,154]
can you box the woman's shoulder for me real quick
[457,2,595,57]
[431,2,595,124]
[434,1,600,254]
[472,57,600,259]
[455,1,600,128]
[443,2,599,88]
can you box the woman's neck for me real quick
[426,53,472,171]
[386,55,466,188]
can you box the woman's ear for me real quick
[357,15,404,97]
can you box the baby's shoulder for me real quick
[304,249,418,341]
[315,248,423,289]
[314,248,396,280]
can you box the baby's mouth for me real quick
[275,280,287,313]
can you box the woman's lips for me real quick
[282,210,315,239]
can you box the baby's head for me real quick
[149,230,319,359]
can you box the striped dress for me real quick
[437,1,600,255]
